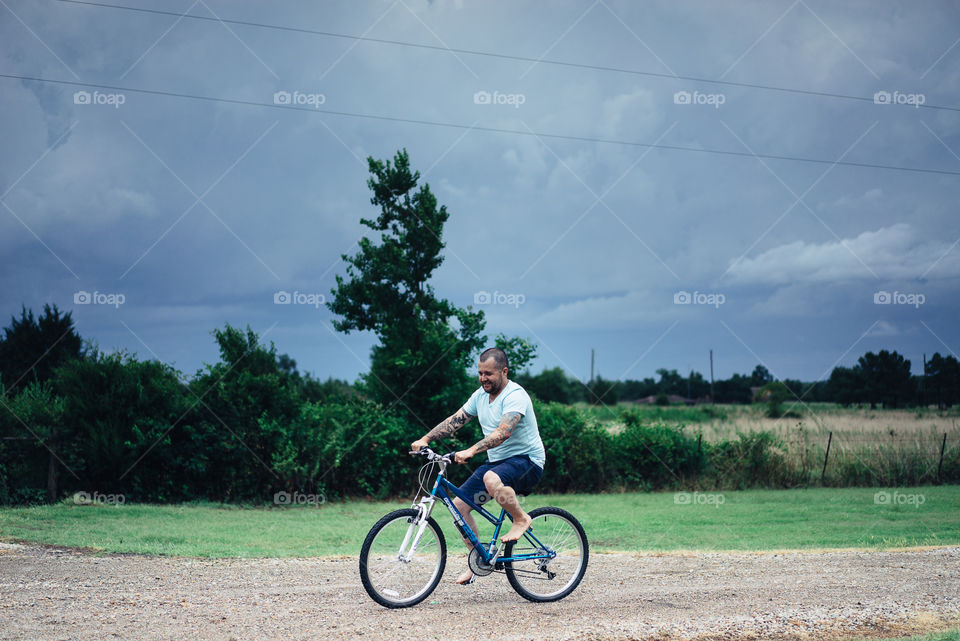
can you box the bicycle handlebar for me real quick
[409,447,456,463]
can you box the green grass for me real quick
[1,485,958,558]
[851,630,960,641]
[574,401,729,426]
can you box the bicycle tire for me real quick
[359,508,446,608]
[503,506,588,602]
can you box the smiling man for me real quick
[410,346,545,585]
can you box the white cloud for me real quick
[528,290,677,331]
[727,223,960,284]
[867,320,899,337]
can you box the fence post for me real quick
[821,431,833,483]
[938,432,947,483]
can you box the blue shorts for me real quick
[457,455,543,507]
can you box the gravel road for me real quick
[1,542,957,641]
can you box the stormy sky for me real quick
[2,0,959,387]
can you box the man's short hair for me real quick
[479,347,509,372]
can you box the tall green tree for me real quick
[857,350,914,409]
[187,325,303,501]
[516,367,581,404]
[0,304,83,395]
[328,149,486,426]
[750,364,774,386]
[827,365,863,406]
[925,352,960,409]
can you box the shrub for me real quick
[536,403,613,492]
[613,410,704,489]
[269,397,426,500]
[705,431,785,489]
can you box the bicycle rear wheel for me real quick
[359,508,446,608]
[503,506,588,602]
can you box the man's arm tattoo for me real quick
[424,410,472,442]
[472,412,522,453]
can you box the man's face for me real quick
[478,358,507,393]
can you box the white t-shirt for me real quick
[462,380,545,469]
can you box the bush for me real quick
[536,403,613,492]
[54,352,193,502]
[269,397,431,500]
[705,431,786,489]
[614,410,704,489]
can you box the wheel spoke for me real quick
[360,511,446,608]
[505,508,587,602]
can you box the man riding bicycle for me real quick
[410,347,545,585]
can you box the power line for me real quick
[3,71,960,177]
[54,0,959,114]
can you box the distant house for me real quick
[630,394,699,406]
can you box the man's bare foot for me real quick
[500,513,532,542]
[455,568,475,585]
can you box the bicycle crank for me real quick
[467,547,496,576]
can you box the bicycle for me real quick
[359,447,588,608]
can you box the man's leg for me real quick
[483,471,532,542]
[451,497,479,583]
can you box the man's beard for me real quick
[485,377,504,394]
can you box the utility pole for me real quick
[922,353,927,407]
[590,348,595,385]
[709,349,715,403]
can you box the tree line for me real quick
[518,351,960,410]
[2,149,957,504]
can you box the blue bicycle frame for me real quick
[421,466,556,566]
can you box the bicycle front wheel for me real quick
[359,508,446,608]
[504,506,588,602]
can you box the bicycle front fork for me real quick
[398,496,437,562]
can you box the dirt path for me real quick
[1,543,957,641]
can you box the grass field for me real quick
[578,402,960,485]
[1,485,957,558]
[579,402,960,441]
[855,631,960,641]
